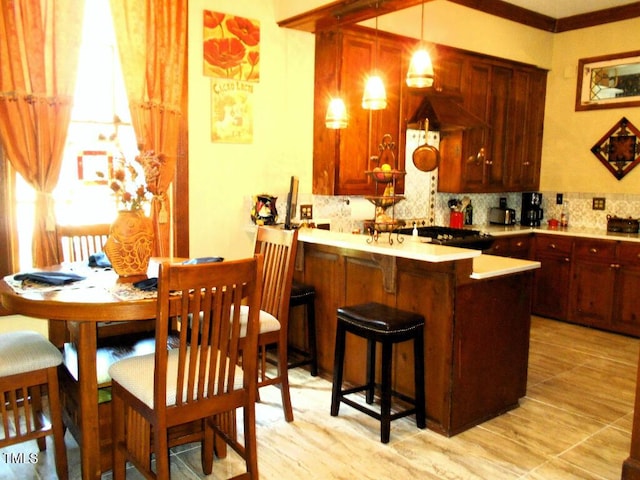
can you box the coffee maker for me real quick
[521,192,543,226]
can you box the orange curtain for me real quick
[109,0,187,257]
[0,0,85,267]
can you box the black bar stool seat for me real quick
[330,302,426,443]
[287,281,318,376]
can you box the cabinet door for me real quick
[507,69,546,191]
[532,253,572,319]
[532,235,573,320]
[459,61,490,191]
[613,243,640,336]
[338,32,379,195]
[569,239,617,328]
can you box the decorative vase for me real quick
[104,210,154,277]
[251,194,278,225]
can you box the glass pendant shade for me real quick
[362,75,387,110]
[406,49,434,87]
[325,97,348,129]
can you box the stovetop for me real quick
[396,226,495,250]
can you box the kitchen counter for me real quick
[298,227,540,279]
[479,224,640,242]
[294,226,537,436]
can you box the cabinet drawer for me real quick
[618,242,640,265]
[574,239,617,260]
[535,235,573,255]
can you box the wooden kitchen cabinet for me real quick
[313,28,547,196]
[532,234,573,320]
[505,68,546,191]
[569,238,618,330]
[437,55,547,193]
[614,243,640,336]
[313,27,408,196]
[485,234,532,259]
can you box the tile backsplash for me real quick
[250,189,640,233]
[305,190,640,233]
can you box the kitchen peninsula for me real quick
[294,227,540,437]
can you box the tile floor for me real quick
[1,315,638,479]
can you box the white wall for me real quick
[188,0,315,260]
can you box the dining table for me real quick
[0,259,177,480]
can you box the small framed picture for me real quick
[77,150,113,184]
[576,50,640,111]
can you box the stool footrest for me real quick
[338,396,418,423]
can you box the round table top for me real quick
[0,259,181,322]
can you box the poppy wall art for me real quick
[203,11,260,82]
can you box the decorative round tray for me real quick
[365,169,406,184]
[365,195,405,208]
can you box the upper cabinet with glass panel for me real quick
[576,50,640,111]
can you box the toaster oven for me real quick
[489,207,516,225]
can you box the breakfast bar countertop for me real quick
[297,227,540,279]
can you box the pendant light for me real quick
[325,97,348,129]
[362,7,386,110]
[325,28,348,129]
[406,1,434,88]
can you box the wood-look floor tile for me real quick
[558,425,631,480]
[2,316,638,479]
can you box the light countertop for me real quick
[478,224,640,242]
[297,227,540,279]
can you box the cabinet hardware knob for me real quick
[611,263,621,269]
[589,248,598,253]
[516,241,523,247]
[564,257,570,262]
[550,244,556,249]
[477,147,486,165]
[523,161,530,166]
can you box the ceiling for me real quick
[501,0,639,19]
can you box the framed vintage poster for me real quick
[211,79,254,144]
[576,50,640,111]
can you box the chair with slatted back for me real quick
[249,226,298,422]
[56,223,111,263]
[109,255,263,479]
[0,331,68,479]
[54,223,155,342]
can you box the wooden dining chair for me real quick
[0,331,68,480]
[56,223,111,263]
[54,223,155,342]
[109,255,263,479]
[249,226,299,422]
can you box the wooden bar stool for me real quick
[330,302,426,443]
[0,331,68,479]
[288,281,318,376]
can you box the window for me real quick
[15,0,139,269]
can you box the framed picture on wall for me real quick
[576,50,640,111]
[77,151,113,184]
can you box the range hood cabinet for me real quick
[407,91,487,132]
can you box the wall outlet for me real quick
[556,193,563,204]
[300,204,313,219]
[592,197,606,210]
